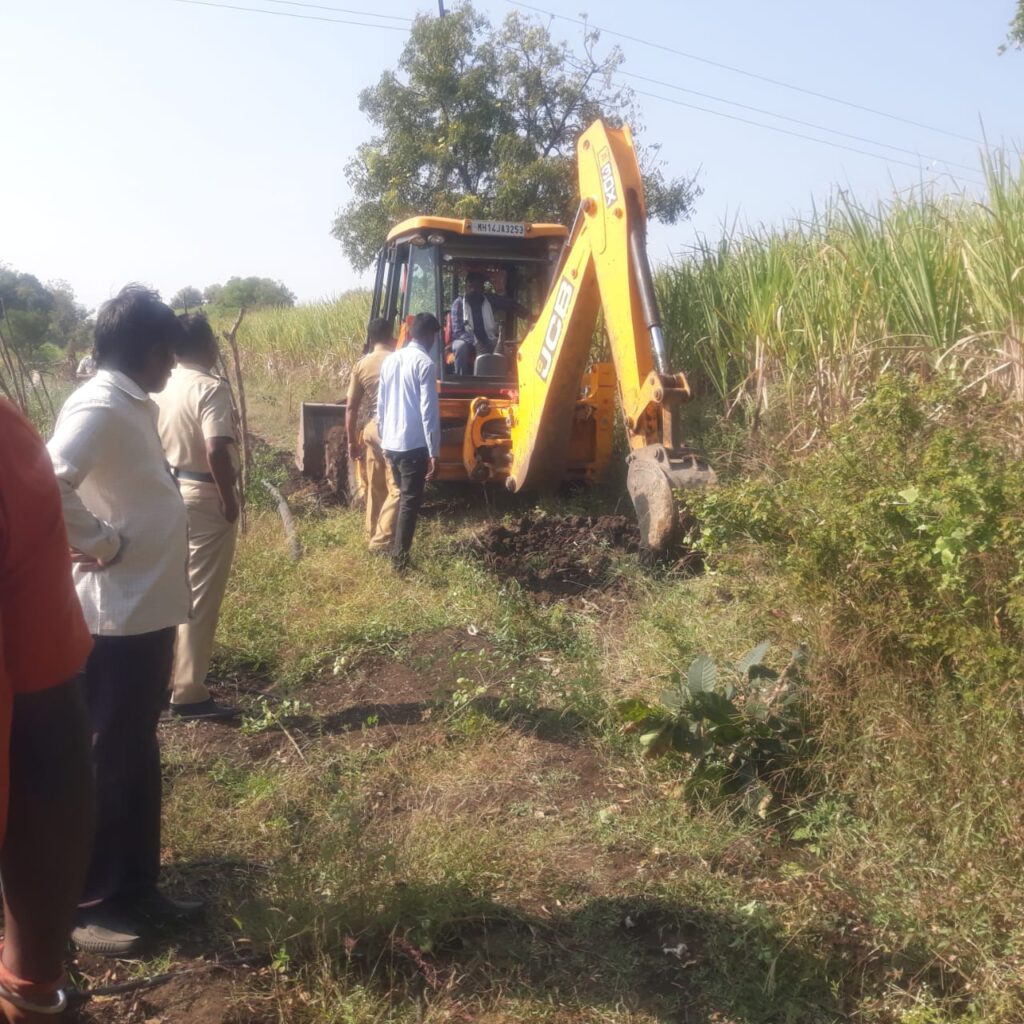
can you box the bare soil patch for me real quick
[131,627,630,1022]
[161,627,507,765]
[73,963,267,1024]
[470,514,640,597]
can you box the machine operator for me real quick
[450,271,532,375]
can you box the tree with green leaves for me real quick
[0,268,54,356]
[203,277,295,309]
[332,3,700,270]
[170,285,204,312]
[45,280,93,373]
[1010,1,1024,49]
[0,270,92,355]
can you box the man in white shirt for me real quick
[450,271,532,375]
[47,284,199,957]
[154,313,239,721]
[376,312,442,570]
[75,352,96,379]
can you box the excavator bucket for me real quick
[296,401,367,505]
[626,445,718,552]
[296,401,345,479]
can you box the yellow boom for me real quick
[506,120,715,548]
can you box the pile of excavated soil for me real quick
[471,514,640,596]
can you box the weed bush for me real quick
[617,645,813,816]
[693,373,1024,677]
[686,371,1024,1009]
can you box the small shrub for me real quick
[241,696,309,736]
[689,373,1024,679]
[617,643,812,815]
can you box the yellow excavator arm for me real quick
[508,120,716,550]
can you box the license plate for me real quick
[469,220,526,237]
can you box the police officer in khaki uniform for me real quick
[154,313,239,720]
[345,318,398,551]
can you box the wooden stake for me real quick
[220,307,250,531]
[222,307,250,485]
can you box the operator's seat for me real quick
[474,353,508,377]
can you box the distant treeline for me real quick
[0,266,92,361]
[171,277,296,313]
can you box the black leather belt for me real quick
[172,467,216,483]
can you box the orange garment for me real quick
[0,400,93,844]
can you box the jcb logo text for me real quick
[536,278,575,382]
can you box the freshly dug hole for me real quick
[469,514,640,597]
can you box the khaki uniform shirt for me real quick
[154,363,237,491]
[346,348,390,435]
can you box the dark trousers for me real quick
[80,628,175,906]
[384,447,429,565]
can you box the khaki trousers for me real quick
[364,422,399,550]
[170,488,238,706]
[353,445,368,503]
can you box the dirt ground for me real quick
[67,618,645,1023]
[58,505,726,1022]
[60,511,902,1023]
[468,514,640,597]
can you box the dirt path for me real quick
[71,618,655,1023]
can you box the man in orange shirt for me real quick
[0,399,94,1020]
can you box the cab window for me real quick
[404,245,439,319]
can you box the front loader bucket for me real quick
[296,402,345,479]
[296,401,365,506]
[626,445,717,552]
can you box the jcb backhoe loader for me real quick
[298,119,715,551]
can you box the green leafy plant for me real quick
[689,374,1024,675]
[789,796,860,856]
[241,696,309,736]
[617,643,810,814]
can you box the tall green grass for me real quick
[212,290,371,383]
[204,290,371,445]
[659,154,1024,431]
[651,158,1024,1017]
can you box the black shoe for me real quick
[169,698,238,721]
[127,887,205,924]
[72,907,142,956]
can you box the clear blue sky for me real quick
[1,0,1020,310]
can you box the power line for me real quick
[507,0,980,146]
[171,0,409,30]
[632,87,985,188]
[260,0,411,20]
[617,69,979,175]
[171,0,982,185]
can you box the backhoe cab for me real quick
[298,119,715,551]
